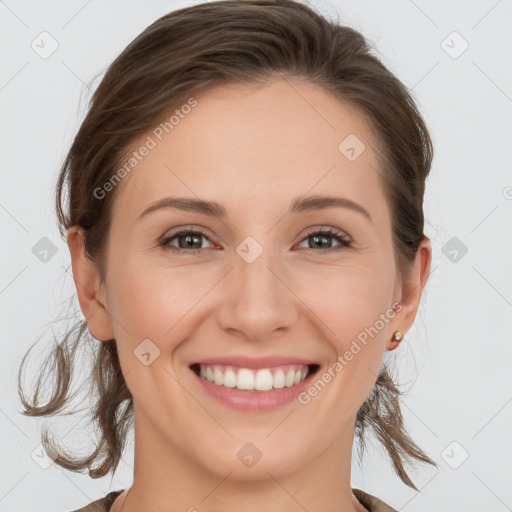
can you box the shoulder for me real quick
[70,489,125,512]
[352,488,398,512]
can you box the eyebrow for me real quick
[137,194,372,223]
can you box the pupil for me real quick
[312,234,330,248]
[181,234,201,248]
[177,233,335,250]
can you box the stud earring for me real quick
[391,331,403,342]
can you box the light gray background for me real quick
[1,0,511,511]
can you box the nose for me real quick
[216,248,299,343]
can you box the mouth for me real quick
[189,362,321,392]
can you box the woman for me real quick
[18,0,437,510]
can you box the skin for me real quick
[67,77,431,512]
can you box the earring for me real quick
[391,331,403,342]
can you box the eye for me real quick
[159,226,352,254]
[296,227,352,252]
[159,228,214,254]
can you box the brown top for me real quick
[71,488,398,512]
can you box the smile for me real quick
[190,363,320,392]
[195,363,308,391]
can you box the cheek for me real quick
[107,256,210,346]
[302,265,393,394]
[105,260,202,400]
[307,263,394,340]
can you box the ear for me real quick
[66,226,115,341]
[387,236,432,350]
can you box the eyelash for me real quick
[159,226,352,255]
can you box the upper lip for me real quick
[191,356,319,370]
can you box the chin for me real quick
[196,442,308,482]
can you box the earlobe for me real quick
[386,236,432,351]
[66,227,115,342]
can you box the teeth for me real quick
[254,369,273,391]
[214,367,223,385]
[237,368,254,390]
[273,369,285,389]
[223,369,237,388]
[197,364,310,391]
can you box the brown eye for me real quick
[159,226,352,255]
[297,228,352,251]
[160,229,214,253]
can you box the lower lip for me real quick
[191,367,315,412]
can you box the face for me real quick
[72,77,426,482]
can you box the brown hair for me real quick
[17,0,436,489]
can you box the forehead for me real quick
[111,78,386,222]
